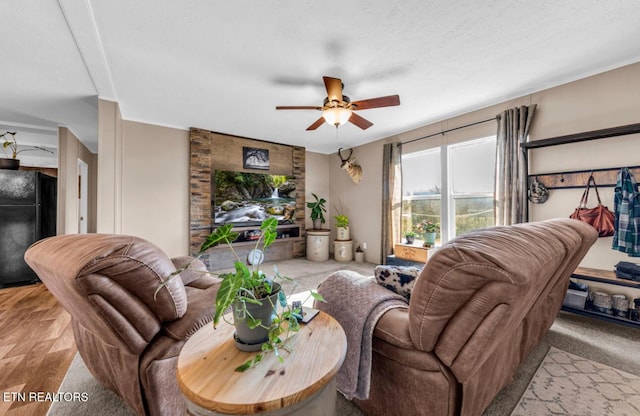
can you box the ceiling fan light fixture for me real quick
[322,107,352,126]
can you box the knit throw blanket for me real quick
[314,270,408,400]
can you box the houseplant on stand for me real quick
[157,217,324,371]
[335,213,350,241]
[1,131,54,170]
[306,193,327,229]
[333,201,350,240]
[1,131,20,170]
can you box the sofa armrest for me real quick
[374,308,413,349]
[162,283,219,341]
[171,256,209,286]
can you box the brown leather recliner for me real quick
[340,218,597,416]
[24,234,220,416]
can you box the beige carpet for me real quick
[511,347,640,416]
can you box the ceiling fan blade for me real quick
[306,117,326,131]
[351,95,400,110]
[276,106,322,110]
[323,76,343,102]
[348,112,373,130]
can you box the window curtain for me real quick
[381,142,402,263]
[495,104,537,225]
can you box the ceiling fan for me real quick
[276,76,400,131]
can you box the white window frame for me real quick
[402,136,496,244]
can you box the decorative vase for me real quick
[313,218,323,229]
[0,158,20,170]
[232,283,281,352]
[423,232,437,246]
[405,235,415,244]
[336,226,350,241]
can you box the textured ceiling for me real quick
[2,0,640,160]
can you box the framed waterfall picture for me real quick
[243,147,270,170]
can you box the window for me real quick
[402,136,496,244]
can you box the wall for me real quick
[58,127,97,234]
[121,121,190,257]
[305,151,331,231]
[332,61,640,268]
[97,99,190,257]
[97,99,123,233]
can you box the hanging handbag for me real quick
[569,175,615,237]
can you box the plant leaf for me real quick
[235,359,253,372]
[246,316,262,329]
[260,217,278,249]
[213,272,243,327]
[278,291,287,308]
[200,224,239,253]
[310,291,325,303]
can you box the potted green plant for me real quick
[1,131,20,170]
[157,217,324,371]
[333,201,350,240]
[1,131,54,170]
[414,221,440,247]
[306,193,327,229]
[404,230,417,244]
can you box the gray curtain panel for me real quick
[381,142,402,263]
[495,104,537,225]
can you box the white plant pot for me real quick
[336,226,350,241]
[334,240,353,262]
[354,252,364,263]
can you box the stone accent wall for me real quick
[189,128,306,264]
[292,146,306,258]
[189,128,213,256]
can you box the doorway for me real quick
[77,159,88,234]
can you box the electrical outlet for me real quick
[362,242,367,250]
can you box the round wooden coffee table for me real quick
[177,311,346,416]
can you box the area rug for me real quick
[49,338,638,416]
[47,353,365,416]
[511,347,640,416]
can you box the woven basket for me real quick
[592,291,612,314]
[612,294,629,317]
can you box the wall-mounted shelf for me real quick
[573,267,640,290]
[522,122,640,149]
[528,165,640,190]
[525,122,640,191]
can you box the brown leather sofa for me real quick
[25,234,220,416]
[349,219,597,416]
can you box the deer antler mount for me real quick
[337,148,363,184]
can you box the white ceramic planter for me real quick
[333,240,353,262]
[307,230,330,261]
[336,226,350,241]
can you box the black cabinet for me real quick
[0,170,57,287]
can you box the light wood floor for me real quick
[0,283,76,416]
